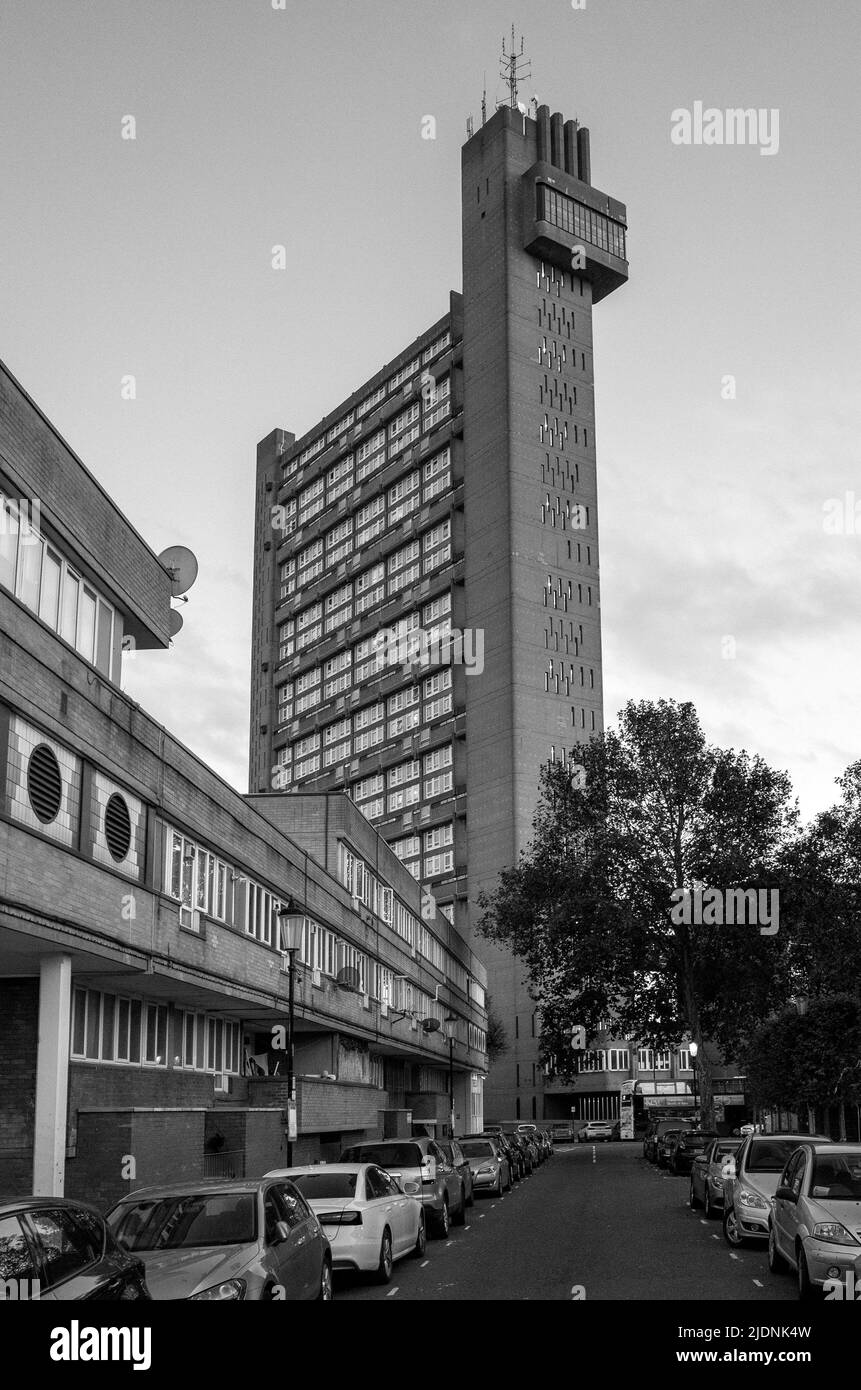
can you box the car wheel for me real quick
[411,1217,425,1262]
[434,1196,450,1238]
[453,1184,467,1224]
[797,1248,818,1301]
[768,1224,788,1275]
[689,1179,700,1210]
[375,1229,394,1285]
[318,1257,333,1301]
[723,1207,747,1248]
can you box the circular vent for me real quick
[104,793,132,862]
[27,744,63,824]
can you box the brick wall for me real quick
[65,1109,206,1211]
[0,979,38,1195]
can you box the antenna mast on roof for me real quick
[499,25,530,110]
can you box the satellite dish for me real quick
[168,609,184,638]
[158,545,199,597]
[421,1018,441,1034]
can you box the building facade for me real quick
[0,357,487,1209]
[249,101,628,1123]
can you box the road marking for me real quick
[446,1240,453,1247]
[491,1204,496,1209]
[387,1287,399,1297]
[420,1260,429,1268]
[699,1219,709,1225]
[464,1225,471,1231]
[753,1279,763,1287]
[729,1252,740,1261]
[479,1213,486,1219]
[712,1234,720,1240]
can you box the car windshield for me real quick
[109,1193,257,1251]
[747,1140,805,1172]
[461,1141,494,1158]
[340,1144,422,1168]
[811,1154,861,1200]
[681,1133,717,1148]
[714,1142,741,1160]
[290,1173,358,1199]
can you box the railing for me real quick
[203,1150,246,1179]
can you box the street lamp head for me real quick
[444,1013,457,1042]
[689,1041,698,1058]
[276,896,304,953]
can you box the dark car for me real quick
[437,1139,475,1208]
[643,1117,696,1164]
[669,1130,719,1175]
[0,1195,150,1301]
[486,1130,523,1182]
[503,1130,534,1175]
[107,1178,332,1300]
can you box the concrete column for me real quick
[550,112,564,169]
[536,105,551,162]
[33,954,72,1196]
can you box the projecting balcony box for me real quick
[520,163,628,304]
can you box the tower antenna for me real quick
[481,72,487,126]
[499,25,531,110]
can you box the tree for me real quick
[477,699,798,1127]
[744,996,861,1130]
[485,996,509,1065]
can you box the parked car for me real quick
[656,1129,684,1169]
[437,1139,475,1207]
[339,1137,466,1236]
[487,1130,523,1181]
[689,1137,742,1218]
[769,1143,861,1299]
[551,1121,574,1144]
[722,1133,831,1249]
[578,1121,614,1143]
[517,1124,549,1163]
[643,1117,696,1164]
[540,1129,555,1154]
[0,1195,150,1301]
[503,1130,535,1173]
[668,1130,719,1176]
[106,1178,332,1300]
[458,1135,511,1196]
[264,1164,424,1283]
[515,1128,542,1165]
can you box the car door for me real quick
[276,1183,324,1299]
[0,1213,42,1300]
[378,1168,413,1255]
[262,1185,309,1299]
[363,1165,393,1254]
[774,1150,805,1261]
[21,1207,104,1301]
[430,1140,459,1210]
[692,1142,712,1202]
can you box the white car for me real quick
[263,1164,425,1284]
[578,1122,614,1143]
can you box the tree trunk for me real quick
[697,1053,714,1131]
[806,1104,816,1135]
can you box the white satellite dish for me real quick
[168,609,184,638]
[158,545,199,598]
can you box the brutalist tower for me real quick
[250,100,628,1124]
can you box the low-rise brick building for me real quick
[0,357,487,1210]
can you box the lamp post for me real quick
[277,898,304,1167]
[444,1016,457,1138]
[689,1040,699,1120]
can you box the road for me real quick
[335,1142,800,1301]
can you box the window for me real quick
[298,477,325,525]
[387,784,420,813]
[325,516,353,564]
[424,823,453,851]
[423,745,452,774]
[355,559,385,614]
[387,686,419,716]
[71,987,166,1069]
[607,1049,630,1072]
[357,386,387,420]
[299,436,326,466]
[654,1050,671,1071]
[356,495,385,546]
[637,1048,653,1071]
[678,1049,692,1072]
[388,402,420,446]
[424,850,453,877]
[296,602,323,649]
[278,619,295,663]
[423,447,451,502]
[422,374,451,432]
[422,519,451,572]
[388,470,420,524]
[326,456,354,505]
[389,356,421,390]
[424,771,453,799]
[354,701,384,732]
[423,592,451,626]
[297,538,324,586]
[388,759,420,788]
[355,428,386,481]
[537,184,627,260]
[245,882,280,947]
[165,830,230,925]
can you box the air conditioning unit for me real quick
[91,770,145,880]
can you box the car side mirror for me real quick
[402,1180,421,1196]
[273,1220,291,1244]
[774,1185,797,1203]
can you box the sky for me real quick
[1,0,859,824]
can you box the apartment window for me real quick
[424,771,453,799]
[678,1049,692,1072]
[387,784,420,813]
[166,830,230,926]
[387,686,419,716]
[297,538,324,586]
[298,477,325,526]
[422,374,451,432]
[355,429,386,481]
[607,1049,630,1072]
[72,988,167,1068]
[637,1048,653,1071]
[277,683,294,724]
[422,331,451,363]
[423,745,452,774]
[356,495,385,546]
[388,758,420,788]
[325,516,353,565]
[278,619,295,663]
[354,773,384,801]
[654,1050,671,1071]
[423,447,451,502]
[323,716,351,746]
[354,701,384,732]
[279,559,296,602]
[422,519,451,573]
[354,724,384,754]
[388,402,420,446]
[324,583,353,633]
[326,456,354,504]
[424,850,454,878]
[355,560,386,615]
[296,602,323,649]
[299,436,326,466]
[391,834,420,862]
[389,356,421,390]
[181,1011,241,1074]
[424,823,453,851]
[245,881,280,947]
[388,541,420,593]
[357,386,387,420]
[388,707,420,739]
[0,501,117,679]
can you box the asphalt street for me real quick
[335,1142,800,1301]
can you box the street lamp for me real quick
[689,1041,699,1119]
[277,897,304,1166]
[444,1015,457,1138]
